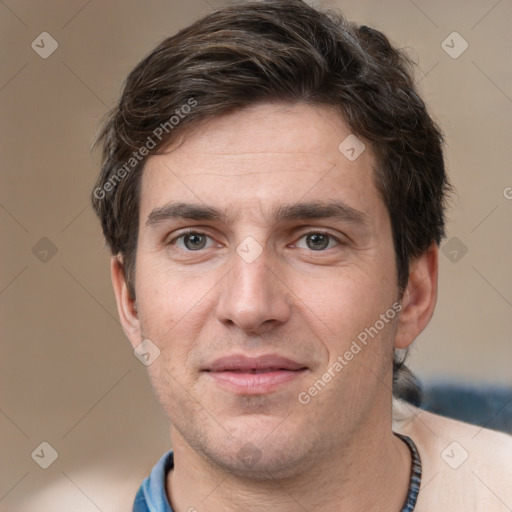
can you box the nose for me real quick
[215,246,291,335]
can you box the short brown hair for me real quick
[92,0,451,402]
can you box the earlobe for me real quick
[394,243,439,349]
[110,255,141,347]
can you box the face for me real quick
[117,103,408,478]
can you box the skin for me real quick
[111,102,438,511]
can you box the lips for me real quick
[203,354,308,395]
[205,354,306,372]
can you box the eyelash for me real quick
[167,229,343,251]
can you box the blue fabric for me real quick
[133,451,174,512]
[422,384,512,434]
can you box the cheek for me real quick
[135,256,213,340]
[290,262,399,394]
[294,269,395,337]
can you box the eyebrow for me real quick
[145,200,369,228]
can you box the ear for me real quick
[111,255,141,348]
[394,242,439,349]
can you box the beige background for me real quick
[1,0,511,510]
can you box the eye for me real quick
[170,231,214,251]
[295,232,340,251]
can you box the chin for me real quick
[201,421,315,480]
[212,445,312,480]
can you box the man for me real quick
[91,1,512,510]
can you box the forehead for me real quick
[139,102,383,225]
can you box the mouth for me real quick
[223,368,296,373]
[203,354,308,395]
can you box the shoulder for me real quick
[395,399,512,455]
[393,399,512,510]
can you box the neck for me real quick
[166,407,412,512]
